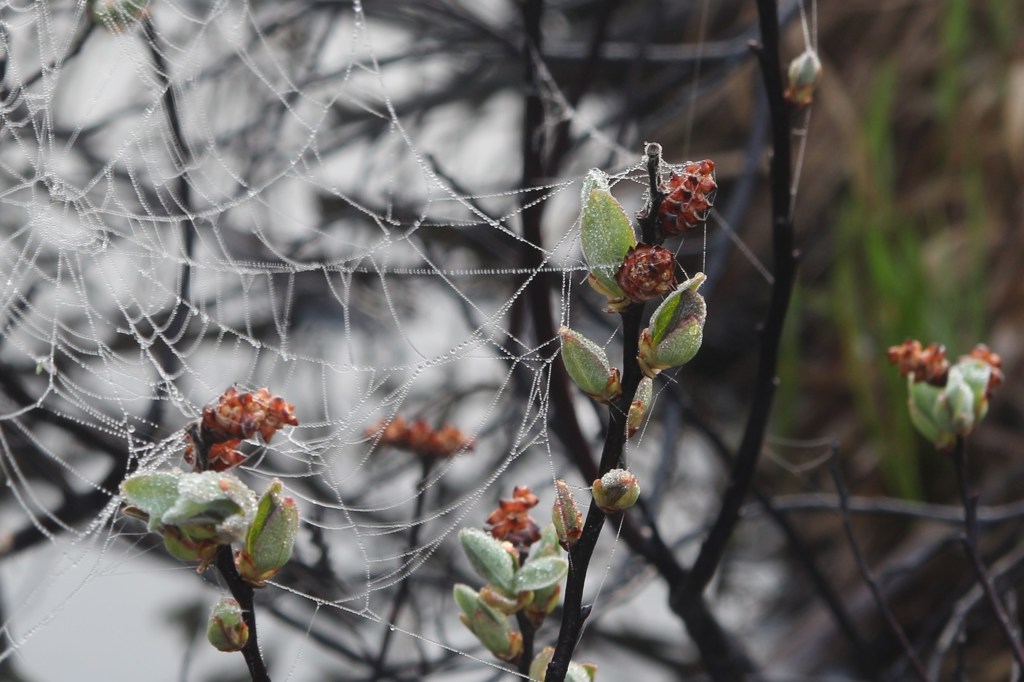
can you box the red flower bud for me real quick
[614,244,676,302]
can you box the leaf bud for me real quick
[552,480,583,550]
[559,327,622,403]
[592,469,640,513]
[453,584,523,662]
[580,170,636,310]
[523,582,561,628]
[236,479,300,586]
[206,597,249,653]
[626,377,653,438]
[638,273,707,377]
[479,584,532,615]
[785,48,823,107]
[162,526,219,569]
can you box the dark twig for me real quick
[829,449,931,682]
[215,546,272,682]
[548,144,758,682]
[677,0,799,603]
[139,15,195,440]
[927,545,1024,678]
[517,4,756,677]
[677,397,871,664]
[370,459,434,679]
[515,546,539,676]
[190,430,271,682]
[545,146,660,681]
[951,436,1024,670]
[750,492,1024,526]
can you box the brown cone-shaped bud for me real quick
[658,160,717,236]
[614,244,676,303]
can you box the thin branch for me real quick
[190,429,271,682]
[927,543,1024,678]
[749,492,1024,526]
[678,0,799,601]
[370,459,434,678]
[829,450,931,682]
[951,436,1024,670]
[139,15,195,440]
[215,546,272,682]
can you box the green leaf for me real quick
[580,170,635,299]
[161,471,256,529]
[120,470,183,530]
[515,556,568,592]
[459,528,515,593]
[453,583,481,620]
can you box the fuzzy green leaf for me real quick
[580,170,635,299]
[459,528,516,593]
[515,556,569,592]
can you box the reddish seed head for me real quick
[366,416,473,459]
[186,387,298,472]
[886,340,949,386]
[485,486,542,551]
[614,244,677,302]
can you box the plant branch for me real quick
[678,0,799,602]
[140,15,195,439]
[951,436,1024,670]
[215,546,272,682]
[370,459,434,678]
[829,449,931,682]
[190,427,271,681]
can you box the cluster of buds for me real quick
[888,340,1003,449]
[485,486,542,551]
[569,166,708,403]
[454,485,579,663]
[120,469,257,570]
[184,387,298,472]
[658,160,717,237]
[120,471,299,580]
[785,48,823,108]
[366,416,474,459]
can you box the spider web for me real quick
[0,1,815,679]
